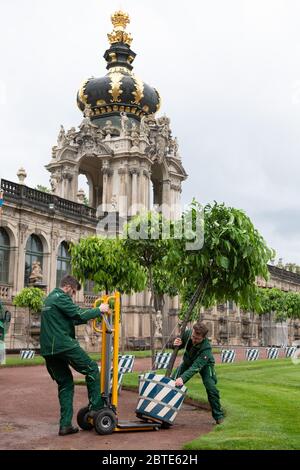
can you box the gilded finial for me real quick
[111,11,130,30]
[108,10,133,46]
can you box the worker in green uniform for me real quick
[40,275,109,436]
[173,322,224,424]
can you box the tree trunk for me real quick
[165,279,206,377]
[148,267,156,368]
[27,308,30,349]
[120,295,125,355]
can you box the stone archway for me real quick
[78,155,104,209]
[151,160,170,210]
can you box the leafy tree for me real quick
[123,211,176,366]
[255,287,300,321]
[13,287,45,313]
[83,194,89,206]
[70,236,147,295]
[35,185,51,194]
[285,291,300,319]
[13,287,46,348]
[165,200,274,376]
[152,262,178,312]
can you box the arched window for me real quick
[24,235,43,286]
[56,241,71,287]
[0,228,10,284]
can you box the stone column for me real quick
[15,223,28,293]
[142,169,151,211]
[48,230,60,292]
[129,167,140,216]
[118,167,128,217]
[162,179,171,218]
[102,165,113,212]
[61,165,77,201]
[170,183,182,220]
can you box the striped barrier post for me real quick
[136,373,187,425]
[118,354,135,374]
[153,352,172,370]
[98,365,123,392]
[284,346,297,358]
[266,347,279,359]
[245,348,260,361]
[0,340,5,364]
[221,349,236,363]
[20,349,35,359]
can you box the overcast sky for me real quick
[1,0,300,263]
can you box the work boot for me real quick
[215,418,224,425]
[58,425,79,436]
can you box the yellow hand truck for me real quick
[77,291,161,435]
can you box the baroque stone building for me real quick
[0,11,187,350]
[1,12,300,350]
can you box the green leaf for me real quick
[217,256,230,270]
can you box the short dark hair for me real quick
[60,275,81,291]
[193,322,209,338]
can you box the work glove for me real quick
[99,303,109,313]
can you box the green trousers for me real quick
[200,365,224,421]
[44,346,104,427]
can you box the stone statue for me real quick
[120,112,129,136]
[103,120,119,139]
[146,114,157,128]
[51,146,57,159]
[154,310,163,337]
[57,125,66,147]
[173,137,179,157]
[169,136,180,158]
[130,121,140,149]
[140,115,150,140]
[157,115,171,140]
[29,261,43,284]
[66,127,77,145]
[50,175,58,193]
[156,135,167,162]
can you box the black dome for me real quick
[77,11,161,121]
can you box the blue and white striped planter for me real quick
[284,346,297,358]
[245,348,260,361]
[266,347,279,359]
[221,350,236,363]
[153,352,172,370]
[20,349,35,359]
[136,373,187,425]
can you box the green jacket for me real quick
[40,288,101,356]
[176,330,215,383]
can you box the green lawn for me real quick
[2,355,46,367]
[3,352,299,449]
[122,359,300,450]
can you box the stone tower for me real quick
[46,11,187,220]
[45,11,187,345]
